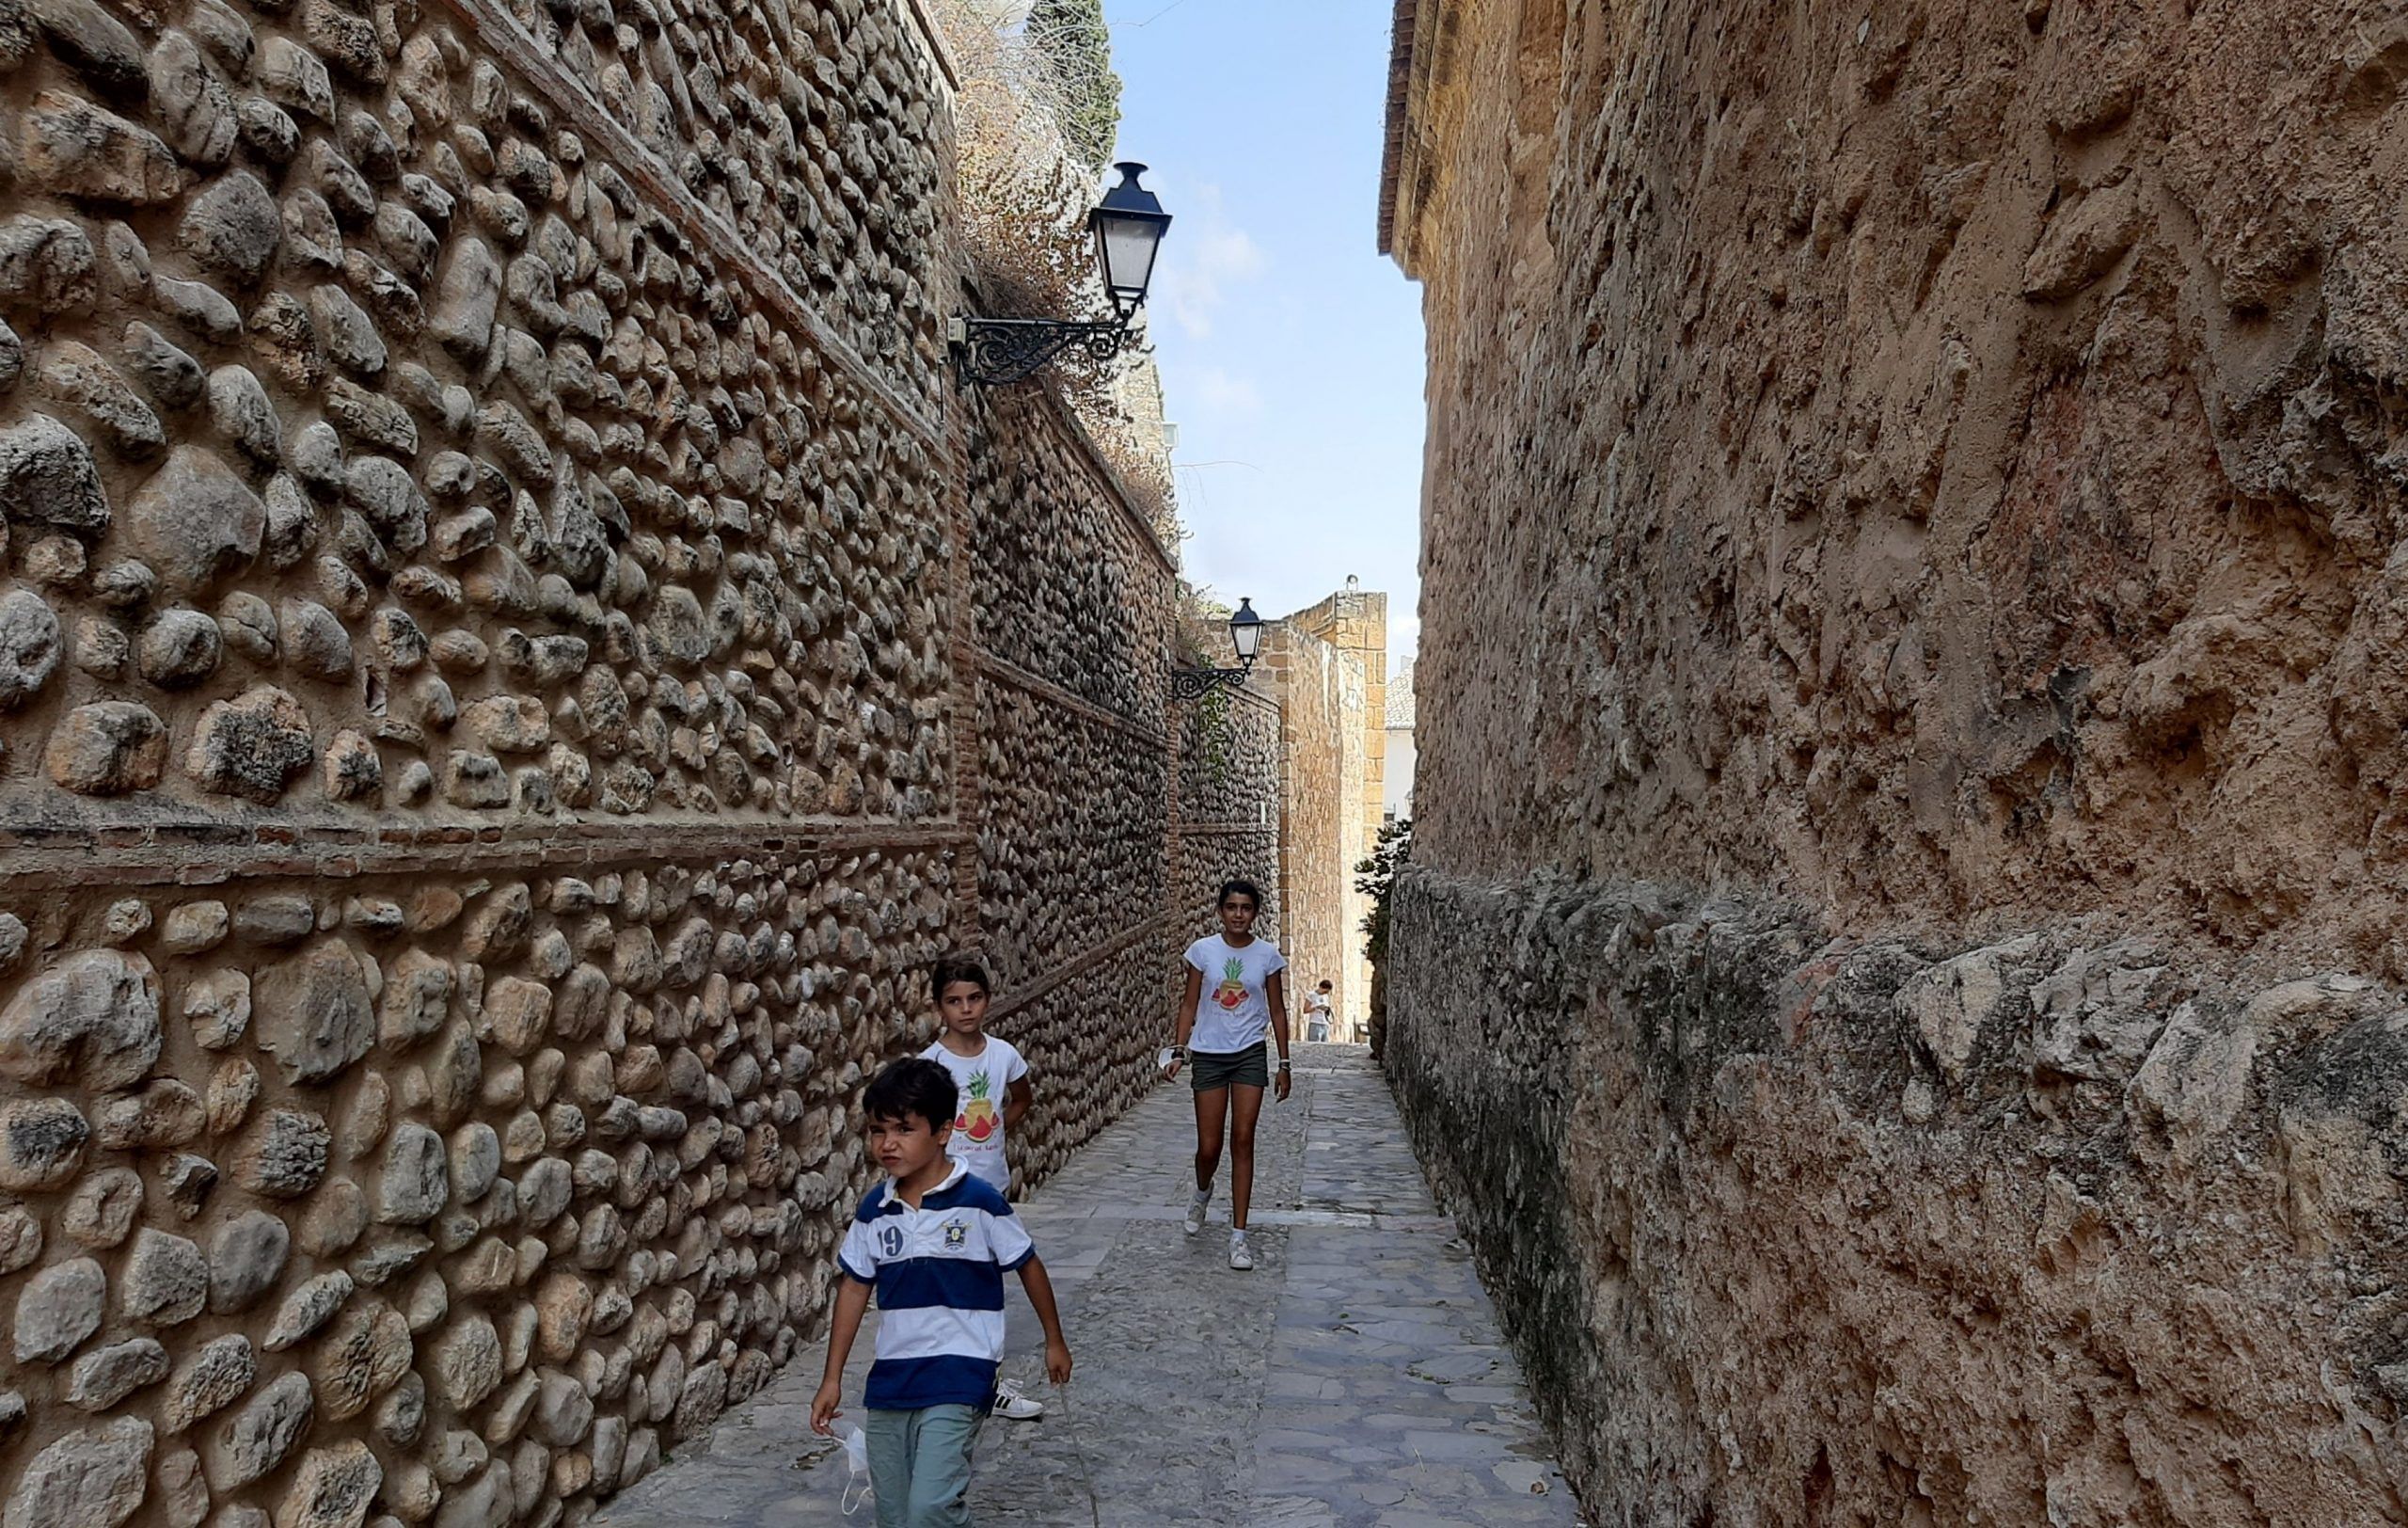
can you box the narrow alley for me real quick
[592,1045,1580,1526]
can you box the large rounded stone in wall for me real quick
[45,704,167,796]
[0,414,108,533]
[206,1211,289,1314]
[5,1415,152,1528]
[253,939,375,1086]
[0,1099,89,1192]
[0,588,62,709]
[185,685,314,802]
[177,170,279,283]
[0,949,161,1090]
[214,1369,312,1488]
[375,1122,446,1225]
[13,1256,105,1363]
[123,444,263,593]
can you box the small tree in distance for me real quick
[1355,818,1413,967]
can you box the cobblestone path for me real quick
[593,1044,1583,1526]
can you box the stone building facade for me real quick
[1381,659,1412,823]
[1380,0,2408,1520]
[1261,588,1384,1039]
[1257,621,1363,1040]
[0,0,1251,1523]
[1280,582,1386,879]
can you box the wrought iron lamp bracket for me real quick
[1171,667,1253,702]
[952,315,1132,387]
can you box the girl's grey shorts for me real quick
[1188,1044,1269,1092]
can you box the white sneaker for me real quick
[992,1378,1043,1421]
[1183,1187,1210,1236]
[1228,1232,1254,1271]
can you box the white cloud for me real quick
[1152,182,1266,341]
[1191,367,1262,415]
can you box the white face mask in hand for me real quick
[840,1425,872,1516]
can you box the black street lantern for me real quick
[1226,597,1262,665]
[953,163,1175,387]
[1090,163,1172,315]
[1173,597,1263,702]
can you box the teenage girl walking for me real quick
[1163,879,1291,1271]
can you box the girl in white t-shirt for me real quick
[919,955,1046,1420]
[1163,878,1291,1271]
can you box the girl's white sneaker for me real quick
[1228,1231,1254,1271]
[1183,1188,1210,1236]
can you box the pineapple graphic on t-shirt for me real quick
[1212,956,1249,1010]
[956,1070,999,1147]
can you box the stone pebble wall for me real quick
[961,379,1184,1187]
[0,852,952,1528]
[965,389,1167,724]
[0,0,1233,1520]
[1388,867,2408,1525]
[1171,687,1278,951]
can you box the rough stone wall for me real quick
[1387,868,2408,1524]
[1386,0,2408,962]
[0,0,1222,1522]
[1375,0,2408,1518]
[1261,623,1363,1035]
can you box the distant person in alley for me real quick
[1305,979,1335,1043]
[811,1058,1072,1526]
[1162,879,1292,1270]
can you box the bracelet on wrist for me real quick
[1275,1057,1291,1070]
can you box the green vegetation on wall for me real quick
[1030,0,1123,172]
[1355,818,1414,966]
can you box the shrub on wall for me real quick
[1356,818,1415,966]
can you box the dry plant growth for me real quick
[932,0,1179,544]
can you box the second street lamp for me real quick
[951,163,1174,387]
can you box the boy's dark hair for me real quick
[1317,979,1333,991]
[931,955,990,998]
[1217,878,1262,909]
[863,1058,958,1132]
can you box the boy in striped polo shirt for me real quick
[811,1058,1072,1526]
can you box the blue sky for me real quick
[1107,0,1426,671]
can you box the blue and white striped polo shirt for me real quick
[838,1159,1036,1409]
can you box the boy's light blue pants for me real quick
[866,1405,985,1527]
